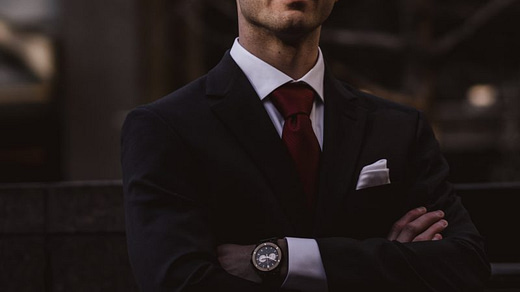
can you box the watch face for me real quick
[252,242,281,272]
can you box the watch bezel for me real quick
[251,241,282,272]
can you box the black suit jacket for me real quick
[121,52,490,291]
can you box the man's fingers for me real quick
[394,210,446,243]
[387,207,427,241]
[432,233,443,241]
[412,220,448,242]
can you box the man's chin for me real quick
[274,29,311,44]
[286,0,309,11]
[275,21,319,41]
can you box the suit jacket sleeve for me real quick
[121,107,266,292]
[316,112,490,291]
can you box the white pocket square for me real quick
[356,159,391,190]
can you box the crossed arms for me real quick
[121,106,490,291]
[218,206,449,286]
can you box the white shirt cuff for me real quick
[281,237,328,292]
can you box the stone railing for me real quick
[1,181,519,291]
[0,180,137,292]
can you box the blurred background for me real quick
[1,0,519,291]
[0,0,519,183]
[1,0,519,184]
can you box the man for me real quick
[121,0,490,291]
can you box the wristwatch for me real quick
[251,238,283,280]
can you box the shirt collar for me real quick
[230,38,325,101]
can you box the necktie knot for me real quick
[270,82,315,119]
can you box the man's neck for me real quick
[238,28,321,80]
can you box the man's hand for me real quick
[218,208,446,282]
[217,244,261,283]
[387,207,448,242]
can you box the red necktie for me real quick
[270,82,320,210]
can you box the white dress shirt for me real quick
[230,38,328,292]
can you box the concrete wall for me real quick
[60,0,142,180]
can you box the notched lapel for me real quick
[207,53,311,235]
[314,73,369,234]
